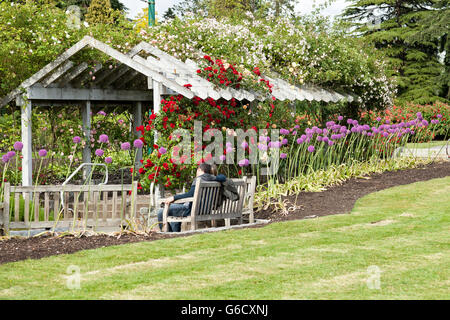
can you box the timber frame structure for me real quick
[0,36,356,187]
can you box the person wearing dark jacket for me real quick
[157,163,226,232]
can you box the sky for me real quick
[121,0,350,20]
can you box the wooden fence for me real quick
[0,182,138,234]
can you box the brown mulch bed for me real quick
[255,160,450,221]
[0,161,448,265]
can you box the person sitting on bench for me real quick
[157,163,226,232]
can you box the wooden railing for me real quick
[0,182,138,234]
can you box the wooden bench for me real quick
[0,182,138,235]
[162,176,256,232]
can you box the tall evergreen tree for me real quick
[343,0,448,103]
[85,0,114,24]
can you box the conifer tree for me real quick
[343,0,449,103]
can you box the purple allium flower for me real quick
[307,145,315,153]
[105,156,112,164]
[281,138,288,145]
[317,136,323,142]
[280,128,290,135]
[7,151,15,158]
[269,141,281,148]
[238,159,249,167]
[382,132,389,137]
[294,125,300,129]
[437,114,442,119]
[431,119,439,124]
[159,147,167,154]
[226,146,234,153]
[13,141,23,151]
[258,143,268,151]
[280,153,287,159]
[327,140,334,146]
[99,134,109,143]
[385,119,390,124]
[73,136,81,144]
[259,136,267,142]
[121,142,131,151]
[416,112,423,119]
[422,120,429,127]
[376,117,382,122]
[95,149,104,157]
[133,139,144,149]
[347,119,353,125]
[97,110,107,116]
[219,155,226,161]
[38,149,47,157]
[296,138,304,144]
[337,115,344,121]
[1,154,10,163]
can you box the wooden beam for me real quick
[70,63,102,87]
[56,62,89,87]
[0,36,91,107]
[85,37,194,98]
[41,61,75,87]
[21,98,33,187]
[116,70,140,89]
[26,87,153,102]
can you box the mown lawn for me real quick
[0,177,449,300]
[406,140,448,149]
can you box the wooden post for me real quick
[1,183,10,235]
[133,101,143,168]
[152,79,164,204]
[21,98,33,187]
[82,101,91,180]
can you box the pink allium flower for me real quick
[105,157,112,164]
[307,145,315,153]
[13,141,23,151]
[133,139,144,149]
[95,149,104,157]
[38,149,47,157]
[73,136,81,144]
[121,142,131,150]
[99,134,109,143]
[238,159,250,167]
[159,147,167,154]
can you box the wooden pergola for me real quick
[0,36,355,187]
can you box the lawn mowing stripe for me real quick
[0,177,448,299]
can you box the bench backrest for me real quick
[191,178,247,217]
[0,182,138,232]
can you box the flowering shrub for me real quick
[139,14,396,109]
[360,102,449,141]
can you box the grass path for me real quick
[0,177,449,299]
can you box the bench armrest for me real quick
[173,197,194,204]
[162,197,194,232]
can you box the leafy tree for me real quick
[343,0,449,104]
[85,0,114,24]
[166,0,298,19]
[53,0,127,18]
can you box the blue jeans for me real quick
[157,203,190,232]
